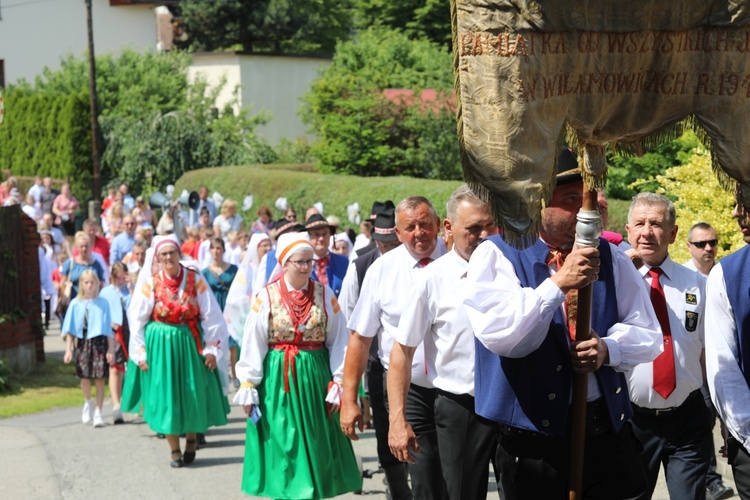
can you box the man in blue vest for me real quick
[305,213,348,297]
[706,204,750,499]
[463,149,663,499]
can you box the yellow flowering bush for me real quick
[632,147,745,264]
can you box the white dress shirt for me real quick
[339,261,361,321]
[396,249,475,395]
[347,242,446,388]
[338,248,382,321]
[706,263,750,450]
[627,256,705,409]
[464,240,662,402]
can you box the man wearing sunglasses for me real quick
[684,223,718,278]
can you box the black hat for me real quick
[555,147,582,186]
[274,219,304,237]
[304,213,336,232]
[371,208,398,242]
[366,200,396,222]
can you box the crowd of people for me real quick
[13,153,750,500]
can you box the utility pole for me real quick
[85,0,103,218]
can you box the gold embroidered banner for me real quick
[452,1,750,246]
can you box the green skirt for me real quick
[242,348,362,499]
[121,322,228,435]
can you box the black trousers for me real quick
[498,420,648,499]
[631,390,713,500]
[702,382,725,489]
[383,375,446,500]
[367,357,400,469]
[404,383,446,500]
[728,436,750,500]
[434,390,498,500]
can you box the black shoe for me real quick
[183,439,196,465]
[197,433,207,448]
[157,433,165,439]
[708,483,734,500]
[170,450,184,468]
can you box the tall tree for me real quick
[352,0,452,48]
[174,0,354,54]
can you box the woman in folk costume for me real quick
[224,232,272,386]
[224,234,272,341]
[234,232,362,499]
[121,234,229,468]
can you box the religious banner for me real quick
[452,1,750,246]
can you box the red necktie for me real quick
[315,256,329,286]
[649,267,676,399]
[548,249,578,341]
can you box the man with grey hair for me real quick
[342,196,446,499]
[388,185,500,499]
[128,238,148,268]
[625,192,712,499]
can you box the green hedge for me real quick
[175,165,463,230]
[0,91,93,202]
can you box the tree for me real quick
[606,131,703,199]
[352,0,452,48]
[631,147,745,264]
[301,28,461,179]
[174,0,354,54]
[8,50,274,197]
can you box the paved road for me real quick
[0,322,737,499]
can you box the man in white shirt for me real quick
[338,206,405,498]
[388,186,499,500]
[625,193,712,499]
[342,196,447,500]
[463,149,662,499]
[27,176,44,208]
[684,222,718,277]
[706,204,750,499]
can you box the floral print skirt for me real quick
[75,336,109,379]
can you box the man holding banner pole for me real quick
[463,149,662,499]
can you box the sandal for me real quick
[170,449,184,468]
[183,439,197,465]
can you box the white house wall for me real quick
[0,0,156,85]
[188,53,331,145]
[186,53,243,116]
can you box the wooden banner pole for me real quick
[568,186,599,500]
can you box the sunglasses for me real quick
[688,239,718,249]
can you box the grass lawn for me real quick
[0,358,105,419]
[177,164,633,238]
